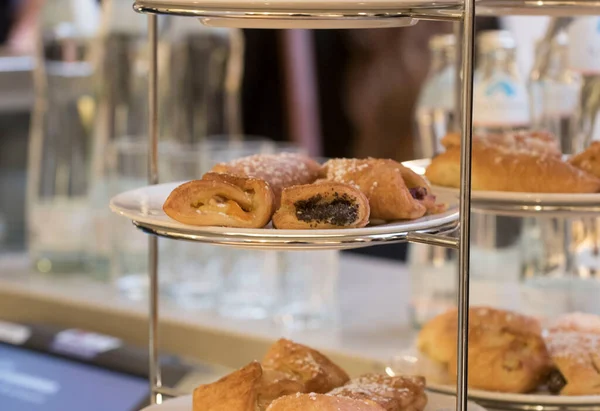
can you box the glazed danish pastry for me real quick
[163,153,322,228]
[426,134,600,193]
[272,182,370,229]
[323,158,444,221]
[418,306,551,393]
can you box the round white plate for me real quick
[402,158,600,214]
[389,348,600,406]
[141,392,489,411]
[109,182,458,250]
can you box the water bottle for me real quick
[414,34,456,158]
[473,30,530,134]
[567,17,600,150]
[529,32,581,153]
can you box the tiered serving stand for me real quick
[115,0,600,409]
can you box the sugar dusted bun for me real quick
[266,393,385,411]
[272,182,370,229]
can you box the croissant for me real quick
[272,182,370,229]
[323,158,442,220]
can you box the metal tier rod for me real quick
[148,13,161,406]
[456,0,475,410]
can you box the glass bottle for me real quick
[473,30,530,134]
[414,34,456,158]
[529,32,581,153]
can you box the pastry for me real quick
[163,152,322,228]
[163,173,275,228]
[262,338,349,393]
[323,158,444,221]
[272,182,370,229]
[426,137,600,193]
[441,131,562,157]
[544,330,600,395]
[549,312,600,335]
[570,142,600,179]
[418,306,551,393]
[267,393,385,411]
[211,152,323,207]
[330,374,428,411]
[193,361,304,411]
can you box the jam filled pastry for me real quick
[418,306,551,393]
[163,153,322,228]
[193,361,304,411]
[163,173,275,228]
[570,142,600,179]
[267,393,386,411]
[426,132,600,193]
[272,182,370,229]
[262,338,350,394]
[544,330,600,395]
[329,374,428,411]
[323,158,443,221]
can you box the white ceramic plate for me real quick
[141,392,489,411]
[402,158,600,208]
[389,348,600,406]
[109,182,458,250]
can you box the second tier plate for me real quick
[109,182,459,250]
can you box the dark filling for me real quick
[294,193,358,226]
[546,369,567,394]
[409,186,428,200]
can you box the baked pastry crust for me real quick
[330,374,427,411]
[193,361,303,411]
[272,182,370,229]
[544,330,600,395]
[211,152,323,207]
[441,131,562,157]
[419,306,551,393]
[570,142,600,179]
[163,173,275,228]
[323,158,444,220]
[267,393,385,411]
[549,312,600,335]
[426,143,600,193]
[262,338,349,394]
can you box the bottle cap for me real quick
[429,34,455,51]
[477,30,516,53]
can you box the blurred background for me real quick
[1,0,600,410]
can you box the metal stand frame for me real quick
[136,1,599,409]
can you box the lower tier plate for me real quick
[110,182,459,250]
[141,391,488,411]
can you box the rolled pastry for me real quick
[426,143,600,193]
[323,158,442,220]
[163,173,275,228]
[570,141,600,179]
[211,152,323,207]
[266,393,385,411]
[272,182,370,229]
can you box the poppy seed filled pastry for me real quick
[163,152,322,228]
[418,306,551,393]
[323,158,444,221]
[163,173,275,228]
[329,374,428,411]
[426,132,600,193]
[272,182,370,229]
